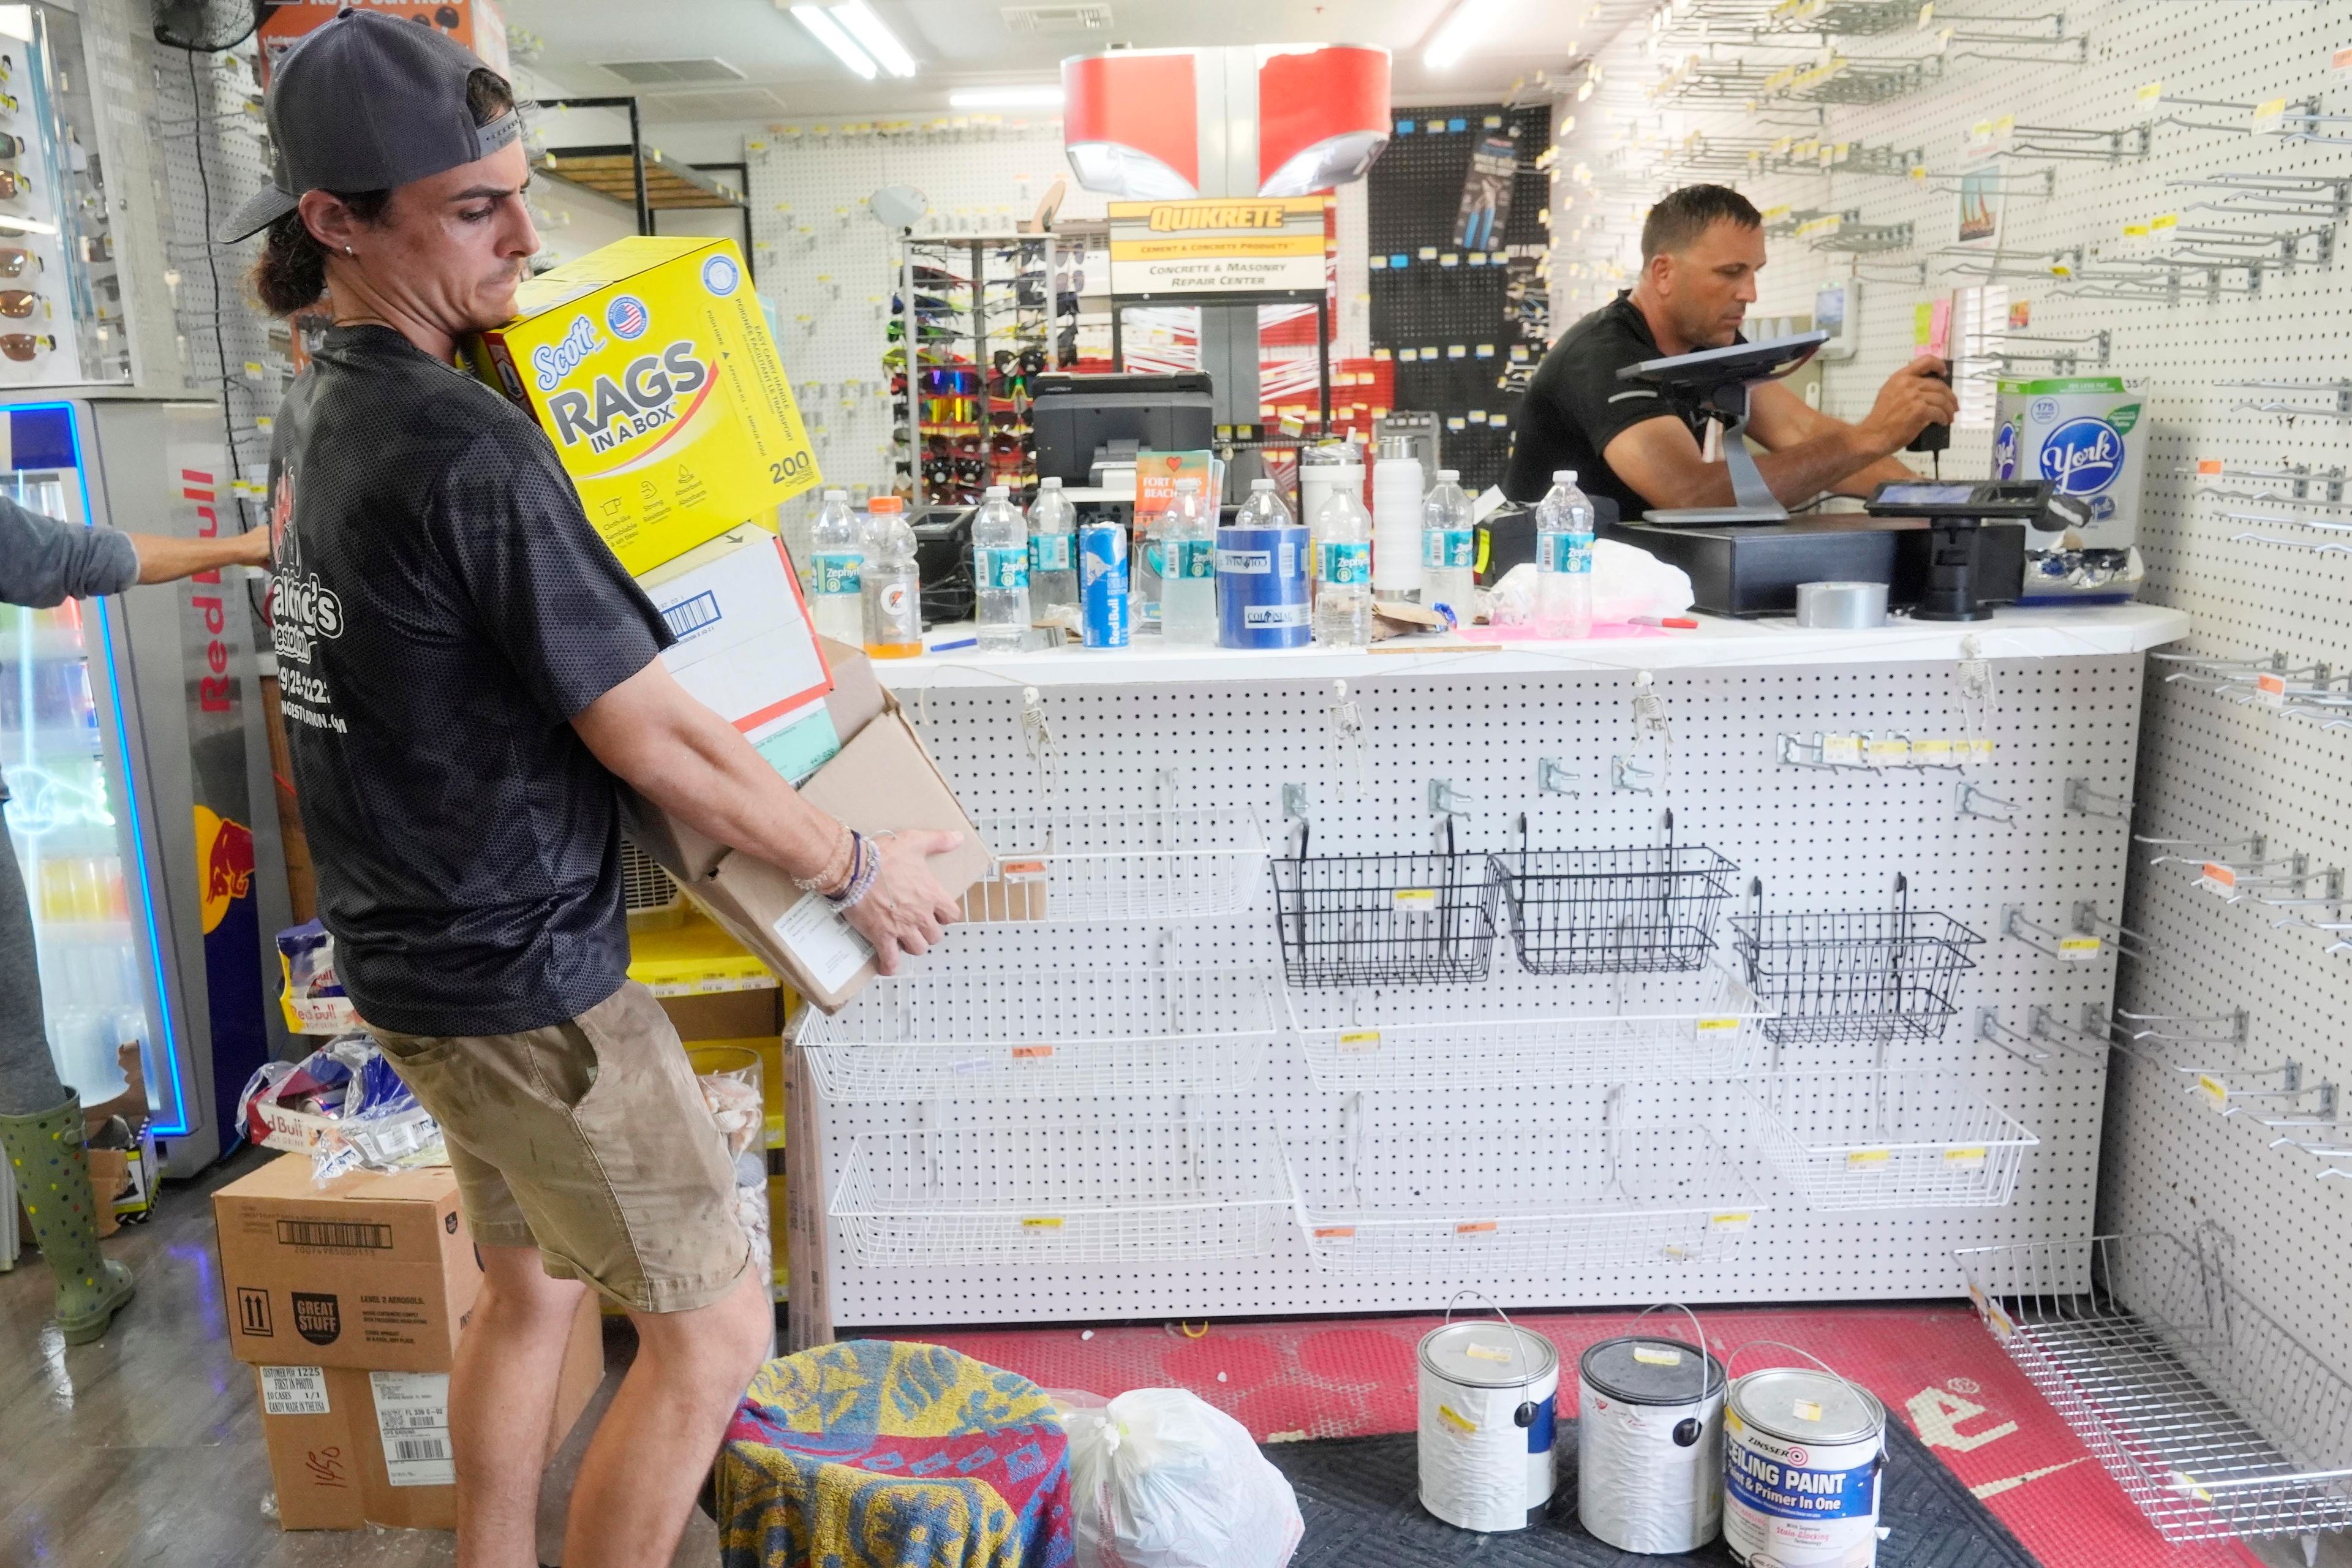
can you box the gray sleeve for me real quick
[0,492,140,606]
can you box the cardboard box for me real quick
[254,1296,601,1531]
[624,639,989,1012]
[222,1156,606,1530]
[466,236,821,575]
[638,528,837,776]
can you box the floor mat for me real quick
[1271,1417,2034,1567]
[913,1303,2269,1568]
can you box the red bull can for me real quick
[1081,519,1129,649]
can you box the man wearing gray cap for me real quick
[224,12,962,1566]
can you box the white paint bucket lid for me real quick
[1419,1322,1558,1389]
[1729,1367,1883,1447]
[1580,1335,1727,1407]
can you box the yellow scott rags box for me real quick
[466,236,820,574]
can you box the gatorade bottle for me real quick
[1159,477,1219,645]
[1536,469,1594,639]
[1027,477,1080,623]
[809,488,864,644]
[1313,486,1373,648]
[1420,469,1476,629]
[973,484,1032,651]
[862,495,923,658]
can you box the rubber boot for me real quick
[1,1092,134,1344]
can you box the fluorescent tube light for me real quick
[832,0,917,78]
[947,84,1065,108]
[790,4,877,80]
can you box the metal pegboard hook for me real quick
[1019,685,1060,804]
[2065,778,2133,820]
[1325,678,1370,802]
[1958,780,2016,826]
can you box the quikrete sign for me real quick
[1107,196,1328,298]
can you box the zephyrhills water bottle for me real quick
[809,488,864,645]
[1234,475,1293,530]
[1536,468,1594,639]
[1027,477,1079,625]
[1159,477,1219,645]
[973,484,1031,651]
[862,495,922,659]
[1313,486,1373,648]
[1420,468,1476,629]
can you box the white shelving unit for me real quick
[1751,1071,2041,1211]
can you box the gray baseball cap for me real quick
[218,9,522,243]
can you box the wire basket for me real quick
[1491,841,1740,976]
[1729,883,1981,1046]
[1271,850,1500,988]
[797,968,1281,1102]
[1284,966,1773,1091]
[960,805,1268,925]
[1748,1072,2037,1210]
[1954,1232,2352,1545]
[1296,1117,1762,1276]
[831,1122,1292,1268]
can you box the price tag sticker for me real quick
[1455,1220,1499,1235]
[1865,737,1910,766]
[1847,1148,1892,1168]
[2252,97,2287,134]
[1446,417,1466,431]
[1370,255,1389,270]
[1964,738,1996,764]
[2335,45,2352,74]
[2256,671,2287,707]
[1987,1302,2015,1340]
[2199,862,2238,896]
[1338,1028,1382,1054]
[1373,347,1392,361]
[1825,734,1864,766]
[1967,1281,1989,1316]
[1011,1044,1054,1061]
[2135,80,2164,117]
[1634,1345,1686,1365]
[1021,1216,1066,1231]
[1313,1225,1357,1240]
[1912,737,1953,762]
[1710,1211,1753,1231]
[1439,253,1461,268]
[1697,1016,1741,1033]
[2058,935,2102,960]
[2196,1074,2228,1110]
[1474,343,1496,358]
[1446,344,1468,359]
[1001,858,1048,883]
[1945,1146,1988,1167]
[1419,246,1439,261]
[1393,889,1438,910]
[2196,458,2223,477]
[1795,1399,1825,1422]
[1463,1341,1515,1363]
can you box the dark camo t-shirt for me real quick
[267,325,673,1036]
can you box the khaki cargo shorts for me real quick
[370,980,748,1314]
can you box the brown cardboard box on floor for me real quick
[221,1155,606,1530]
[624,636,991,1013]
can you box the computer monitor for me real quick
[1031,372,1216,486]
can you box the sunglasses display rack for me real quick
[890,232,1077,510]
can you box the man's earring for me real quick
[344,245,355,255]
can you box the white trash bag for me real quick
[1052,1389,1304,1568]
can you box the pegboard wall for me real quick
[1558,0,2352,1433]
[821,653,2143,1326]
[1366,101,1553,491]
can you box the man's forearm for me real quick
[624,706,843,883]
[130,533,257,584]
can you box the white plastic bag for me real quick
[1054,1389,1303,1568]
[1485,542,1695,628]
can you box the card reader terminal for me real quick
[1862,479,2082,621]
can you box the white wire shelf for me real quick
[1283,967,1774,1091]
[959,804,1268,924]
[797,968,1281,1101]
[1954,1232,2352,1546]
[1294,1114,1765,1276]
[1749,1072,2038,1210]
[830,1123,1294,1268]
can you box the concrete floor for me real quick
[0,1145,718,1567]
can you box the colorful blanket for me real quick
[717,1339,1074,1568]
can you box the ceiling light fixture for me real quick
[831,0,918,78]
[947,83,1065,108]
[788,4,877,80]
[1423,0,1506,70]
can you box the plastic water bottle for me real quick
[1537,469,1594,639]
[1234,475,1293,530]
[862,495,922,659]
[1420,468,1476,629]
[1159,477,1219,645]
[1313,486,1373,648]
[972,484,1031,651]
[808,488,864,645]
[1027,477,1079,624]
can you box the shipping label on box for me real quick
[638,528,832,745]
[466,236,821,575]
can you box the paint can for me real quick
[1080,519,1129,649]
[1216,523,1312,648]
[1723,1363,1888,1567]
[1577,1333,1728,1553]
[1416,1297,1559,1532]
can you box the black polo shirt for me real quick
[266,325,674,1036]
[1504,292,1733,516]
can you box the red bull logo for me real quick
[196,805,255,936]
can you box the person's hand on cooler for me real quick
[797,823,965,975]
[1857,356,1958,456]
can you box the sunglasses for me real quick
[0,333,54,361]
[0,170,31,200]
[0,134,23,161]
[0,290,40,318]
[0,247,40,279]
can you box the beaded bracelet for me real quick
[827,831,880,912]
[792,823,856,895]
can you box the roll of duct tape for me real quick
[1794,581,1888,629]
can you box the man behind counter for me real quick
[1503,184,1959,518]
